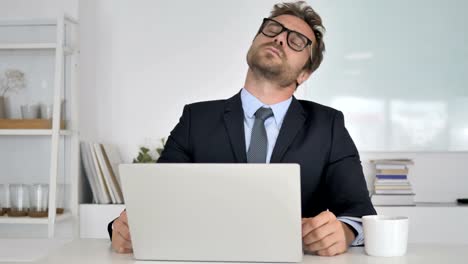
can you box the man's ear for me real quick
[296,69,312,86]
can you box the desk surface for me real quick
[34,239,468,264]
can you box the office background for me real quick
[79,0,468,203]
[0,0,467,241]
[1,0,466,202]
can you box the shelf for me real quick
[0,129,72,136]
[0,43,56,50]
[0,15,79,238]
[0,19,56,27]
[0,44,76,54]
[0,119,65,129]
[0,212,71,225]
[375,202,468,208]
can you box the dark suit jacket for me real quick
[108,92,376,239]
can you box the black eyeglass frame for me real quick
[259,18,313,52]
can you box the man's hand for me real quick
[302,211,355,256]
[111,210,133,254]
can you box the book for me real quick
[81,142,110,204]
[375,190,415,195]
[374,179,410,184]
[374,185,412,190]
[376,175,407,180]
[371,159,414,165]
[100,144,124,203]
[88,142,111,204]
[93,143,117,204]
[80,142,99,203]
[371,194,415,206]
[371,158,415,205]
[377,169,408,175]
[101,144,123,189]
[375,164,407,170]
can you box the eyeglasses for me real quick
[259,18,313,52]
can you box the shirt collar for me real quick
[240,88,292,128]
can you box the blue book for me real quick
[376,175,407,179]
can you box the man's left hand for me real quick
[302,211,355,256]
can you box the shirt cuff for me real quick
[337,217,364,246]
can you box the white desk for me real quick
[34,239,468,264]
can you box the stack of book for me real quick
[80,142,124,204]
[370,159,415,206]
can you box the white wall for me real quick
[78,0,468,203]
[307,0,468,152]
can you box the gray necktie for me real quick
[247,107,274,163]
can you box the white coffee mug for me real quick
[362,215,409,257]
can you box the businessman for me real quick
[109,1,376,256]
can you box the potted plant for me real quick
[133,147,157,163]
[132,137,167,163]
[0,69,26,119]
[156,137,167,157]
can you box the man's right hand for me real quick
[111,210,133,253]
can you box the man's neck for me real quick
[243,69,295,105]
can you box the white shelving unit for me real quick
[0,43,56,49]
[0,129,72,136]
[0,212,71,225]
[0,15,79,238]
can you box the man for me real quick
[109,1,376,257]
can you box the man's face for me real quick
[247,14,316,88]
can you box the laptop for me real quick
[119,163,303,262]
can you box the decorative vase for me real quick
[0,96,6,119]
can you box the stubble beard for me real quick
[246,43,300,88]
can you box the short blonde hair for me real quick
[269,1,326,73]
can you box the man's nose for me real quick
[274,31,288,47]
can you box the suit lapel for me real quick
[270,97,307,163]
[223,92,247,163]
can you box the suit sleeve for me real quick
[324,111,376,217]
[158,105,193,163]
[108,218,115,241]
